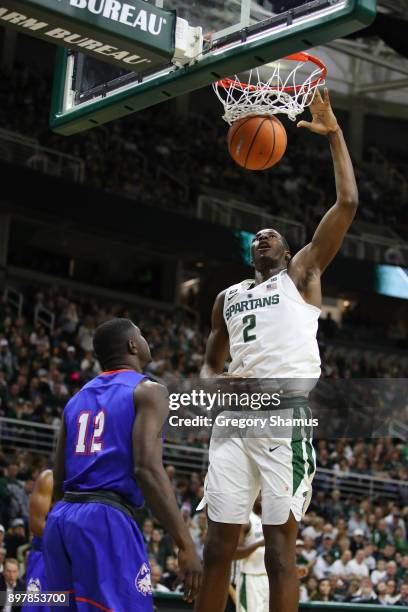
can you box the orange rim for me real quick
[217,52,327,94]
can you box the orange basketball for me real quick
[228,115,287,171]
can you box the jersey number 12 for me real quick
[75,411,105,454]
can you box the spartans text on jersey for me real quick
[225,294,280,322]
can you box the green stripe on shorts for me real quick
[239,574,247,612]
[291,406,305,495]
[305,438,314,477]
[302,405,315,478]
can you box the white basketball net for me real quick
[213,56,326,125]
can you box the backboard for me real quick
[51,0,377,134]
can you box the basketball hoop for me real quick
[213,52,327,125]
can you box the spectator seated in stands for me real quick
[5,519,26,559]
[350,577,379,604]
[311,578,332,602]
[161,555,178,591]
[150,563,170,594]
[397,583,408,607]
[0,557,25,602]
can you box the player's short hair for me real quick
[93,318,135,367]
[281,235,291,255]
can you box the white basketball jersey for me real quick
[223,269,321,379]
[241,512,266,575]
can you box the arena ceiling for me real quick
[310,0,408,109]
[378,0,407,17]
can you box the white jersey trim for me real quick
[280,270,321,314]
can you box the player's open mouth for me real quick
[257,244,270,252]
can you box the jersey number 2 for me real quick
[75,411,105,454]
[243,314,256,342]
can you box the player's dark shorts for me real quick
[22,536,51,612]
[43,498,153,612]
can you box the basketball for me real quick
[227,115,287,171]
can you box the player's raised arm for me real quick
[293,88,359,274]
[52,417,66,503]
[201,290,229,378]
[132,380,202,602]
[29,469,53,537]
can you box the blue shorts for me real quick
[22,537,51,612]
[43,501,153,612]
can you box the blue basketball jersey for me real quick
[64,369,146,507]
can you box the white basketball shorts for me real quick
[197,403,316,525]
[237,573,269,612]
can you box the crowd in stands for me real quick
[0,63,407,241]
[0,453,406,605]
[295,493,408,605]
[136,474,408,605]
[0,285,407,430]
[0,286,407,603]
